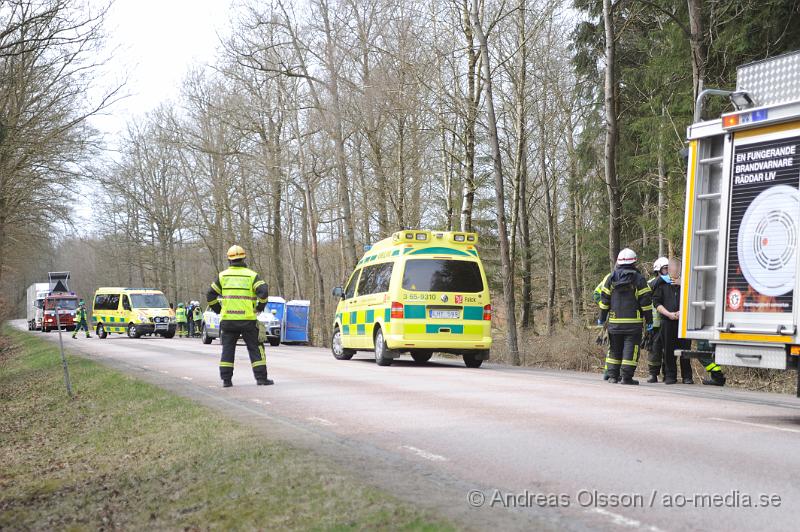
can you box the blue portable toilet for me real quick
[283,300,310,343]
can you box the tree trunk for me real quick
[471,0,519,364]
[687,0,706,105]
[603,0,621,269]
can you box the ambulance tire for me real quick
[268,338,280,347]
[462,352,483,368]
[411,351,433,364]
[331,327,355,360]
[373,327,394,366]
[162,329,176,339]
[96,324,108,339]
[127,323,143,339]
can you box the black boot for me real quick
[256,377,274,386]
[683,377,695,385]
[664,376,677,385]
[607,376,619,384]
[222,379,233,388]
[703,372,726,386]
[621,376,639,385]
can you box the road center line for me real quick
[590,508,663,532]
[709,417,800,434]
[399,445,447,462]
[307,416,335,426]
[249,398,270,405]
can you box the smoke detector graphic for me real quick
[738,184,799,297]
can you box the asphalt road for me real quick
[12,320,800,531]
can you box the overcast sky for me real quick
[89,0,234,139]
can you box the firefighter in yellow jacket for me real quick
[206,245,273,387]
[598,248,653,385]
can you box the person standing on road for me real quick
[206,245,273,388]
[645,257,669,383]
[598,248,654,385]
[192,303,203,337]
[176,303,188,337]
[652,258,693,384]
[71,299,91,339]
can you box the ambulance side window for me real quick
[122,296,131,311]
[344,270,360,300]
[358,263,393,295]
[106,294,120,310]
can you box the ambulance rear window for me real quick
[402,259,483,293]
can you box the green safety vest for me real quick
[218,266,261,321]
[176,308,187,323]
[193,307,202,320]
[648,277,662,328]
[77,307,87,322]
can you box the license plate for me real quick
[430,310,460,319]
[155,323,168,330]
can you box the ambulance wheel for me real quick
[411,351,433,364]
[97,324,108,339]
[268,338,280,347]
[201,326,212,344]
[127,323,143,339]
[463,352,483,368]
[162,329,176,339]
[331,327,355,360]
[373,328,394,366]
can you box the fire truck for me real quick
[681,51,800,396]
[41,272,79,333]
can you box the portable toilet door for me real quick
[284,300,310,343]
[267,297,286,342]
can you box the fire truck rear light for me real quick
[391,302,404,319]
[723,114,740,127]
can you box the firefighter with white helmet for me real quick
[206,245,273,387]
[598,248,654,384]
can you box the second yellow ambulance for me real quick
[331,230,492,367]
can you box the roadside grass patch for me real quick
[0,327,450,530]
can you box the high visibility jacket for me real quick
[193,307,202,320]
[77,307,87,322]
[208,265,268,321]
[647,277,662,328]
[599,266,653,333]
[593,273,611,304]
[176,308,187,323]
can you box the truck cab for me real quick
[682,51,800,395]
[42,293,79,332]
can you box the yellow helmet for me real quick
[227,245,246,261]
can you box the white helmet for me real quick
[653,257,669,272]
[616,248,638,266]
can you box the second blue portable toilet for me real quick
[283,300,310,344]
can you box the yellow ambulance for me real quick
[91,287,176,339]
[331,230,492,367]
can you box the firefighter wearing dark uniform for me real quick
[598,248,653,385]
[71,300,91,339]
[206,245,273,388]
[652,258,726,386]
[646,257,669,382]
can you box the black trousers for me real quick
[607,329,642,379]
[647,326,663,375]
[219,320,267,381]
[660,319,691,380]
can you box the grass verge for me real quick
[0,326,450,531]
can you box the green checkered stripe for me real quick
[92,315,127,333]
[336,308,391,336]
[357,249,401,266]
